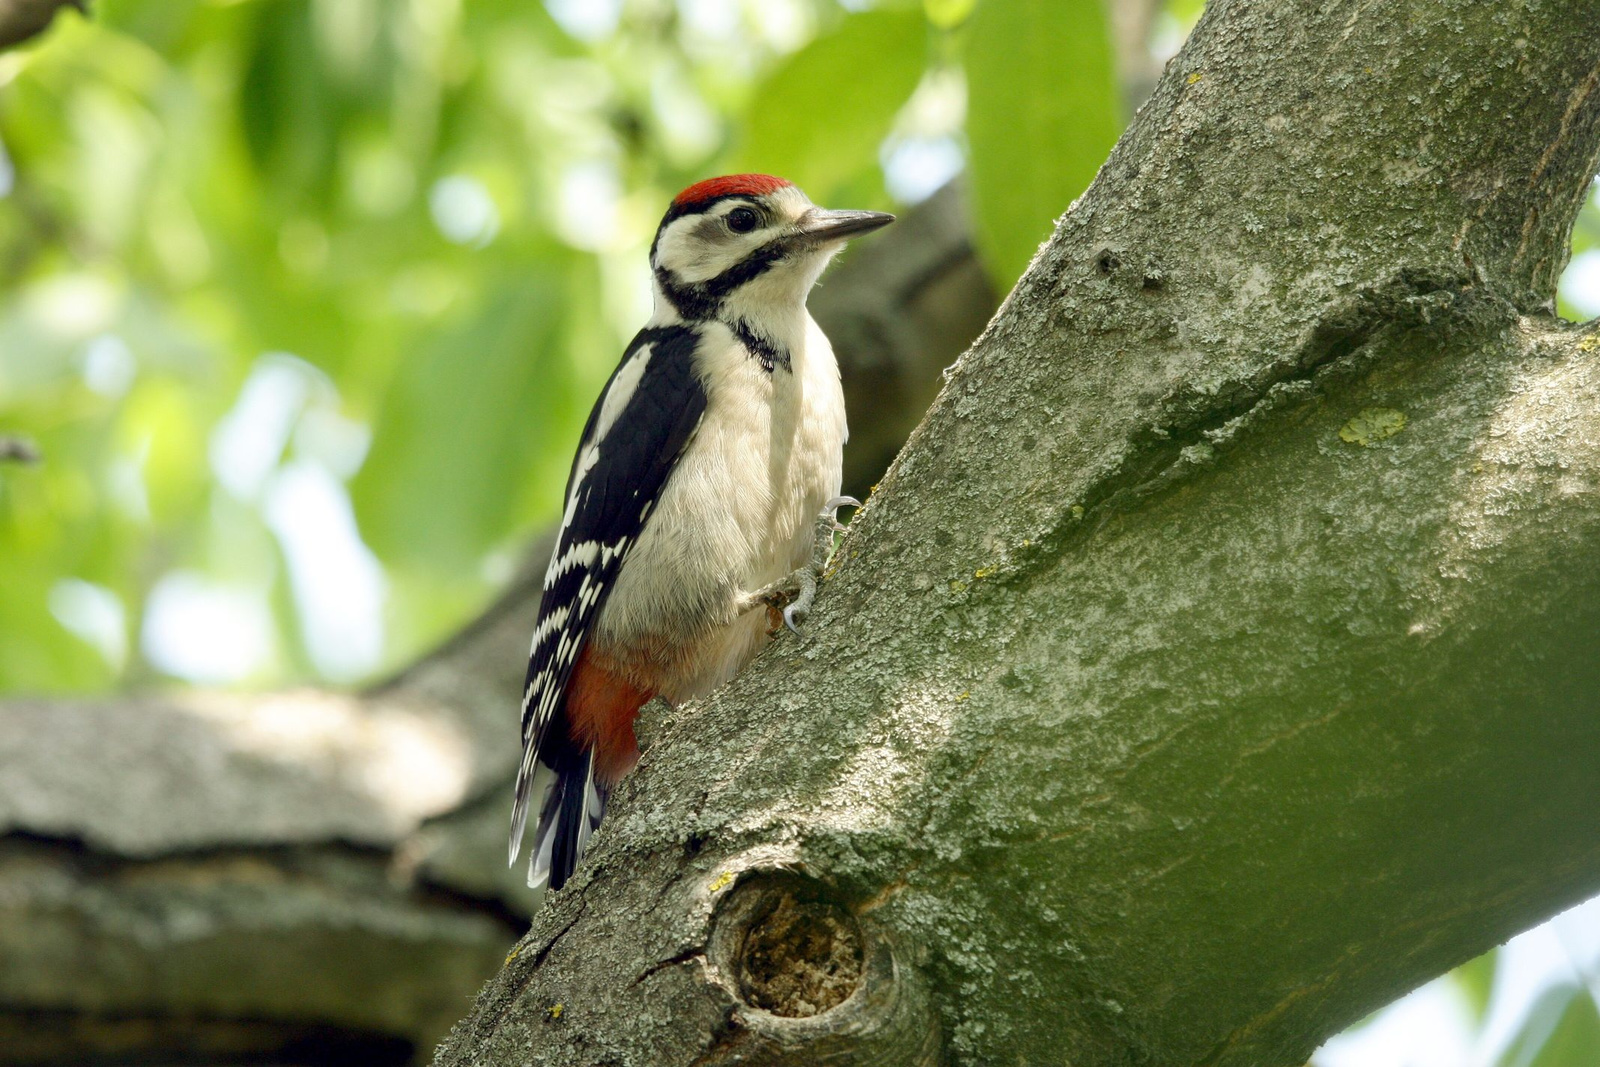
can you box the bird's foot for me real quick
[738,496,859,635]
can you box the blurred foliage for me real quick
[1455,948,1500,1023]
[1502,984,1600,1067]
[964,0,1118,283]
[1556,177,1600,321]
[0,0,1128,692]
[1,1,1600,1063]
[737,8,927,197]
[0,0,1593,691]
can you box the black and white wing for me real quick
[509,323,707,878]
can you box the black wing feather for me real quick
[509,324,706,887]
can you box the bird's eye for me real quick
[726,207,760,234]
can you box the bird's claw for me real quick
[743,497,860,637]
[820,495,860,534]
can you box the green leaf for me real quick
[740,9,928,202]
[1499,985,1600,1067]
[1165,0,1208,29]
[1531,992,1600,1067]
[964,0,1121,290]
[350,269,576,574]
[237,1,341,205]
[1452,949,1498,1028]
[925,0,977,30]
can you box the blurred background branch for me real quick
[0,0,82,51]
[0,434,39,462]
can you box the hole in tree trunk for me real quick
[738,890,862,1017]
[702,860,941,1063]
[713,873,865,1018]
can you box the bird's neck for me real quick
[648,278,815,374]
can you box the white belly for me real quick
[594,316,846,700]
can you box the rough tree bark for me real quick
[0,187,992,1062]
[432,1,1600,1065]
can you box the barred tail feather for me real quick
[528,752,609,891]
[508,752,552,868]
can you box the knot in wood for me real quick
[701,864,941,1065]
[736,884,863,1017]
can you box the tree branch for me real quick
[0,0,83,50]
[0,188,991,1061]
[433,1,1600,1064]
[0,435,40,463]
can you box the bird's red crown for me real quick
[672,173,792,209]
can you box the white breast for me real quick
[595,313,846,700]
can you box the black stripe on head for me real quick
[654,239,792,322]
[654,263,719,320]
[662,191,757,224]
[649,193,760,263]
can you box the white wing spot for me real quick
[562,344,654,518]
[545,540,600,588]
[526,606,571,655]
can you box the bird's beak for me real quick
[794,208,896,246]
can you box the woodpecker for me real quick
[508,174,893,891]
